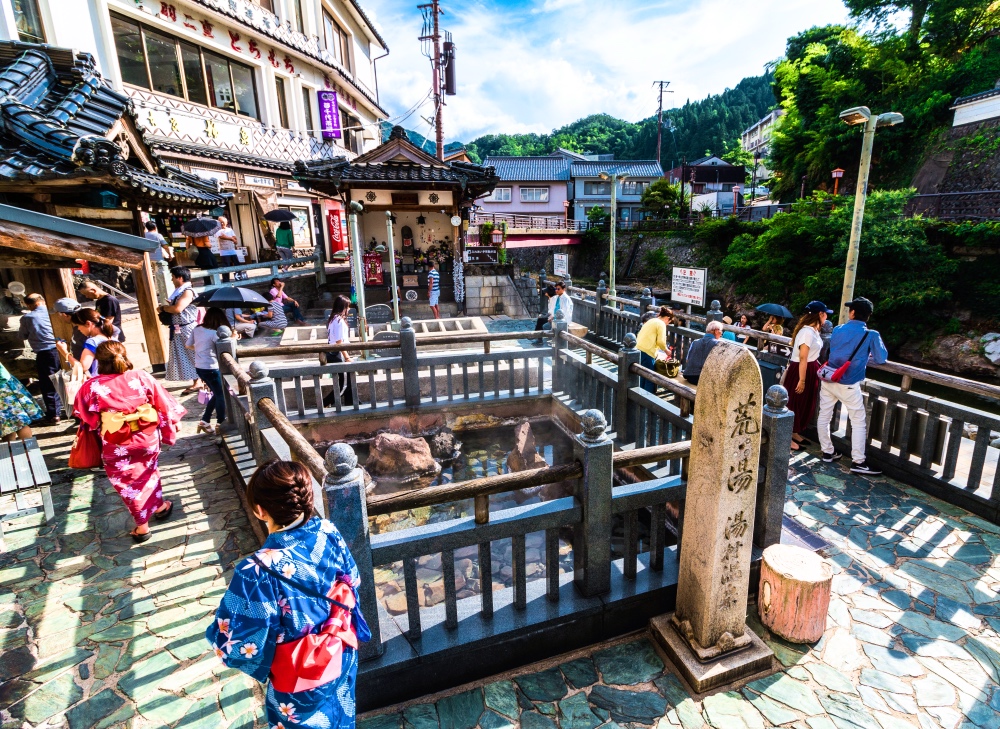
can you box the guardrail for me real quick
[567,282,1000,522]
[188,246,325,292]
[472,212,591,232]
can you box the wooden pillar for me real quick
[132,252,168,371]
[39,268,76,343]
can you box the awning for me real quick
[505,236,581,249]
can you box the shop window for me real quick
[13,0,45,44]
[342,110,362,154]
[302,87,314,137]
[520,187,549,203]
[180,41,208,106]
[145,29,183,98]
[111,15,147,89]
[111,12,260,119]
[275,77,290,129]
[323,11,351,72]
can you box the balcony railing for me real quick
[472,212,591,232]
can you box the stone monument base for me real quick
[650,613,775,693]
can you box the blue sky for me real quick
[362,0,850,143]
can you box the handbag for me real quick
[250,555,370,694]
[197,387,213,405]
[158,310,173,327]
[817,332,869,383]
[68,424,102,469]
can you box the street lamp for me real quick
[837,106,904,324]
[347,200,368,344]
[831,168,844,196]
[599,170,627,297]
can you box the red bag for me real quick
[251,556,361,694]
[68,425,101,469]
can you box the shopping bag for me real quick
[197,387,213,405]
[68,425,102,469]
[49,368,85,419]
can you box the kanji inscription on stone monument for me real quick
[649,341,773,689]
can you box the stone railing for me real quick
[568,282,1000,524]
[215,316,796,708]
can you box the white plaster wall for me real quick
[953,96,1000,127]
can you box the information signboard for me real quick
[553,253,569,277]
[671,267,707,308]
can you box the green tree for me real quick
[640,179,688,219]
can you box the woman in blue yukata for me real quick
[207,460,370,728]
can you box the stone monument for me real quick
[650,341,775,692]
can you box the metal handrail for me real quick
[88,278,138,304]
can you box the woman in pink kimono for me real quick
[74,341,186,543]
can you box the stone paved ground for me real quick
[358,449,1000,729]
[4,396,1000,728]
[0,385,264,729]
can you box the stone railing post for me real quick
[616,333,641,444]
[595,279,607,337]
[322,443,383,661]
[572,409,614,597]
[706,299,724,324]
[214,326,238,425]
[399,317,420,407]
[639,287,654,317]
[248,361,274,463]
[551,310,568,392]
[755,385,794,551]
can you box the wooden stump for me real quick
[758,544,832,644]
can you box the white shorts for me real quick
[428,291,440,306]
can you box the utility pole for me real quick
[419,1,450,161]
[653,81,673,173]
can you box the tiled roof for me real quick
[0,41,227,207]
[295,129,499,199]
[569,160,664,178]
[377,122,466,158]
[484,157,572,181]
[149,138,296,173]
[953,87,1000,108]
[296,158,498,185]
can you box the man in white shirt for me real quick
[215,216,240,282]
[547,280,573,325]
[144,221,172,303]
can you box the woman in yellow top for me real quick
[635,306,674,392]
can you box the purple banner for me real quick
[318,90,342,140]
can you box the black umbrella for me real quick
[755,303,794,319]
[183,217,221,237]
[263,209,298,223]
[193,286,270,308]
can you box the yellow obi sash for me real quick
[100,404,158,438]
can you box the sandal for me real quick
[154,500,173,521]
[130,528,151,544]
[793,436,813,446]
[182,386,201,395]
[196,422,213,434]
[790,441,801,452]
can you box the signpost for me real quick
[671,267,707,310]
[553,253,569,278]
[318,90,342,140]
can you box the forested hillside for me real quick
[464,75,775,164]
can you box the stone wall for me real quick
[464,275,530,317]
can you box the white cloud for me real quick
[366,0,850,142]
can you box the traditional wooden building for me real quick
[0,41,228,231]
[294,126,498,306]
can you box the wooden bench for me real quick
[0,438,54,552]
